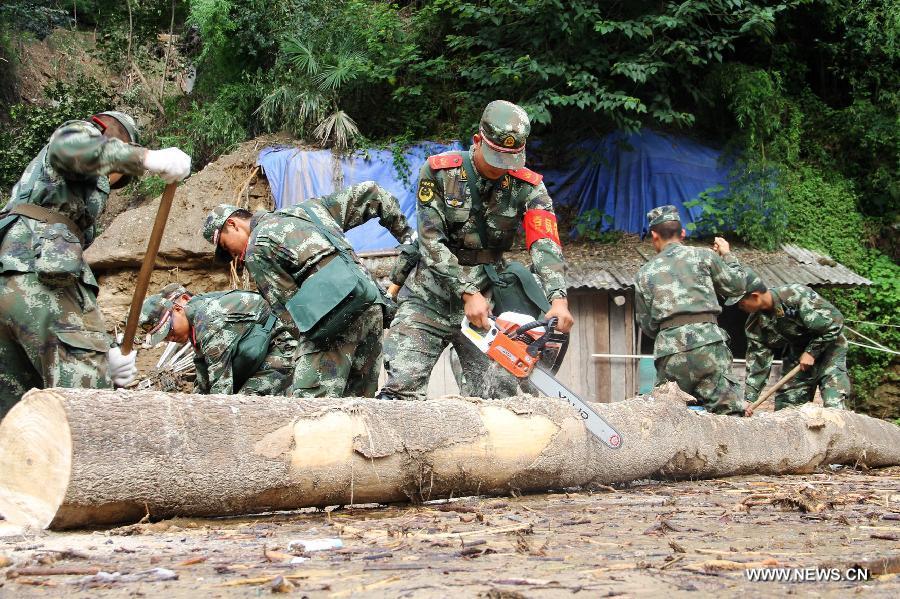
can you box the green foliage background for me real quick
[0,0,897,414]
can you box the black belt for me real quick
[659,313,717,330]
[454,248,503,266]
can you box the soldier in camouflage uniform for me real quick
[203,182,414,398]
[140,283,296,396]
[633,205,747,415]
[727,270,850,410]
[0,112,190,416]
[377,100,573,401]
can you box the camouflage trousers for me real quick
[239,330,296,396]
[0,272,112,417]
[381,293,519,400]
[291,304,383,398]
[774,338,849,410]
[654,340,744,415]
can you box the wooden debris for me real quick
[683,558,779,572]
[263,547,295,563]
[362,551,393,560]
[425,523,533,539]
[839,555,900,576]
[270,575,294,593]
[15,579,58,587]
[589,562,640,576]
[660,555,685,570]
[7,566,101,577]
[493,577,554,586]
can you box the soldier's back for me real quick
[761,283,841,345]
[250,203,338,271]
[191,291,266,332]
[636,243,724,320]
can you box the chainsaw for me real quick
[461,312,623,449]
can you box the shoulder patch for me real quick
[417,179,436,204]
[508,167,543,185]
[427,154,463,170]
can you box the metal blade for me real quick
[528,366,623,449]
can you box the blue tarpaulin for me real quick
[256,130,729,252]
[258,142,463,251]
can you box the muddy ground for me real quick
[1,467,898,597]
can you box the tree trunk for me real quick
[1,383,898,530]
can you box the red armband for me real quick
[524,209,561,249]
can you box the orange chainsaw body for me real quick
[487,316,557,379]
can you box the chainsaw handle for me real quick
[505,317,558,358]
[545,317,558,335]
[514,319,550,336]
[460,316,499,353]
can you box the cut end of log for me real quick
[0,389,73,529]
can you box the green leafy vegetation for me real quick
[0,25,17,113]
[0,1,70,40]
[0,77,113,202]
[571,209,622,244]
[779,166,900,417]
[694,1,900,416]
[0,0,896,414]
[685,171,790,251]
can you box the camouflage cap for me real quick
[203,204,242,263]
[158,282,190,302]
[725,267,768,306]
[139,293,176,347]
[478,100,530,170]
[647,205,681,228]
[94,111,140,145]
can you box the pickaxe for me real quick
[745,363,803,417]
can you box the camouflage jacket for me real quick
[744,284,846,402]
[0,120,146,286]
[409,148,567,302]
[185,290,294,394]
[634,242,746,357]
[245,181,414,339]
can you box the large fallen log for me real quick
[1,384,898,530]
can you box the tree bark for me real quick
[1,383,898,530]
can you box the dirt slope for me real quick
[85,135,298,272]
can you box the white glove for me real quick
[108,346,138,388]
[143,147,191,183]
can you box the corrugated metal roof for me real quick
[516,239,871,292]
[361,239,871,292]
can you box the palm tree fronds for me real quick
[314,109,359,150]
[283,35,318,75]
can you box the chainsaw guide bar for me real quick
[462,313,623,449]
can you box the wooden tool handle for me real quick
[120,183,178,355]
[747,363,803,415]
